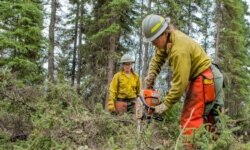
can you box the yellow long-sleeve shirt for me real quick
[148,30,211,108]
[108,71,141,103]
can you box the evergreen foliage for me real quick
[154,0,203,35]
[217,0,250,118]
[0,0,44,83]
[0,69,250,149]
[0,0,249,149]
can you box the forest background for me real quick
[0,0,250,149]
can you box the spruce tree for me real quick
[216,0,250,117]
[0,0,44,83]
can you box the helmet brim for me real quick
[119,61,135,64]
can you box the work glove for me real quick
[108,100,115,112]
[145,73,156,89]
[154,103,169,114]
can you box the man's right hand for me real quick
[108,101,115,112]
[145,73,156,89]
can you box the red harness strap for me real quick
[180,67,216,135]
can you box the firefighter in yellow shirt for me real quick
[108,54,141,114]
[141,14,224,140]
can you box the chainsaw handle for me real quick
[138,95,155,111]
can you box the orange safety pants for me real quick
[115,98,137,114]
[181,67,216,135]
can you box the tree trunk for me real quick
[215,0,221,63]
[105,35,116,110]
[203,3,209,53]
[71,1,79,86]
[187,0,191,35]
[76,1,84,94]
[138,0,144,77]
[141,0,151,89]
[48,0,57,82]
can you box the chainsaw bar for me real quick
[136,96,163,121]
[138,95,155,111]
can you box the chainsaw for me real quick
[136,89,163,149]
[136,89,163,121]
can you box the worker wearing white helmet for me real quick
[108,54,141,114]
[142,14,224,147]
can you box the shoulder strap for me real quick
[212,62,221,72]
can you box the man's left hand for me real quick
[154,103,169,114]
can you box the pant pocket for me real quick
[203,78,216,103]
